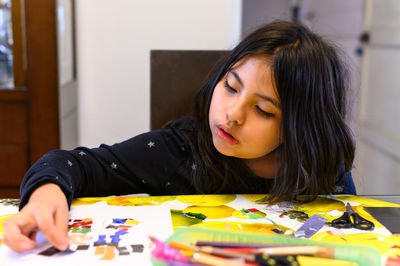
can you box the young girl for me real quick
[3,21,355,253]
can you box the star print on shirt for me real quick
[79,151,86,156]
[67,160,73,167]
[110,162,118,169]
[147,141,155,148]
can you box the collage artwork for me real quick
[0,194,400,265]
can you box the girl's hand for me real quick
[2,183,70,253]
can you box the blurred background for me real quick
[0,0,398,197]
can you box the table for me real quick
[360,195,400,205]
[1,194,399,265]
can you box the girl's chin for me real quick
[213,142,246,158]
[212,136,259,159]
[213,142,236,157]
[213,141,272,160]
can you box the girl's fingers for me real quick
[54,203,70,245]
[2,215,37,253]
[55,207,69,236]
[3,232,36,253]
[3,184,70,253]
[34,211,69,251]
[29,230,38,241]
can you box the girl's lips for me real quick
[217,126,239,144]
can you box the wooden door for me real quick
[0,0,76,198]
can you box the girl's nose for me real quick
[226,101,245,126]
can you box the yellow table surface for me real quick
[1,194,400,261]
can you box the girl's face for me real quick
[209,55,282,160]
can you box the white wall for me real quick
[76,0,242,147]
[242,0,292,37]
[353,0,400,194]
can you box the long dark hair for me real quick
[188,21,355,202]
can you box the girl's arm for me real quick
[4,117,195,252]
[19,125,192,209]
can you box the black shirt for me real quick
[19,117,355,209]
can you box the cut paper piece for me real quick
[131,244,145,253]
[112,218,127,224]
[68,218,92,234]
[326,228,345,236]
[268,201,295,211]
[293,214,327,238]
[69,233,94,246]
[95,246,116,260]
[364,207,400,234]
[327,210,343,217]
[238,208,284,233]
[170,209,204,230]
[243,208,267,218]
[0,205,172,266]
[279,201,295,208]
[280,210,309,222]
[39,247,62,256]
[270,205,283,212]
[76,245,89,251]
[125,218,140,225]
[117,246,129,255]
[284,230,294,235]
[232,208,266,219]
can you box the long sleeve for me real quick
[19,117,197,209]
[342,171,356,194]
[333,165,356,195]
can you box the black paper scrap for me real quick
[39,246,61,256]
[364,207,400,234]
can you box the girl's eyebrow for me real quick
[255,93,281,109]
[229,70,281,109]
[228,70,244,87]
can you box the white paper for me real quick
[0,205,172,266]
[326,210,343,217]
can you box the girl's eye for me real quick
[224,80,237,93]
[256,106,274,118]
